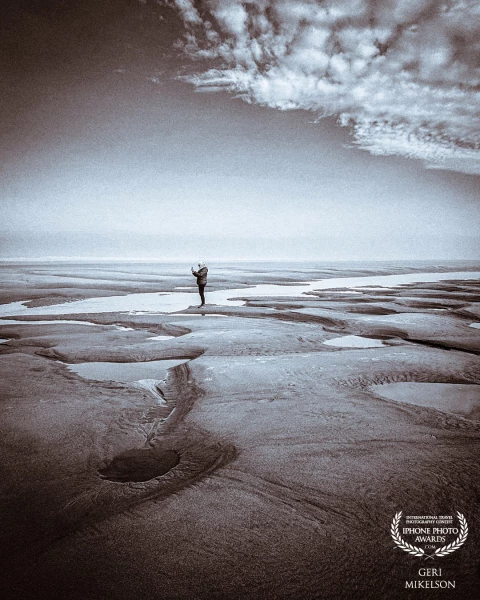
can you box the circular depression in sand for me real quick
[98,448,180,483]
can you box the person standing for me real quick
[191,261,208,307]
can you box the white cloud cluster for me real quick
[173,0,480,173]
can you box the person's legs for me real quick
[198,284,206,306]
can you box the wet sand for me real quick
[0,261,479,599]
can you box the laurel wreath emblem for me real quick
[391,512,425,557]
[391,511,468,559]
[434,513,468,557]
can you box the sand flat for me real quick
[0,261,479,600]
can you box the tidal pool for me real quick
[323,335,386,348]
[370,382,480,420]
[0,319,133,330]
[67,359,188,383]
[0,319,101,326]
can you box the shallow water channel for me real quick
[0,271,479,317]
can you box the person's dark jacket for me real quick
[193,267,208,285]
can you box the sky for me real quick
[1,0,479,260]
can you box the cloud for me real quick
[173,0,480,174]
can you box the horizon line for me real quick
[1,257,480,263]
